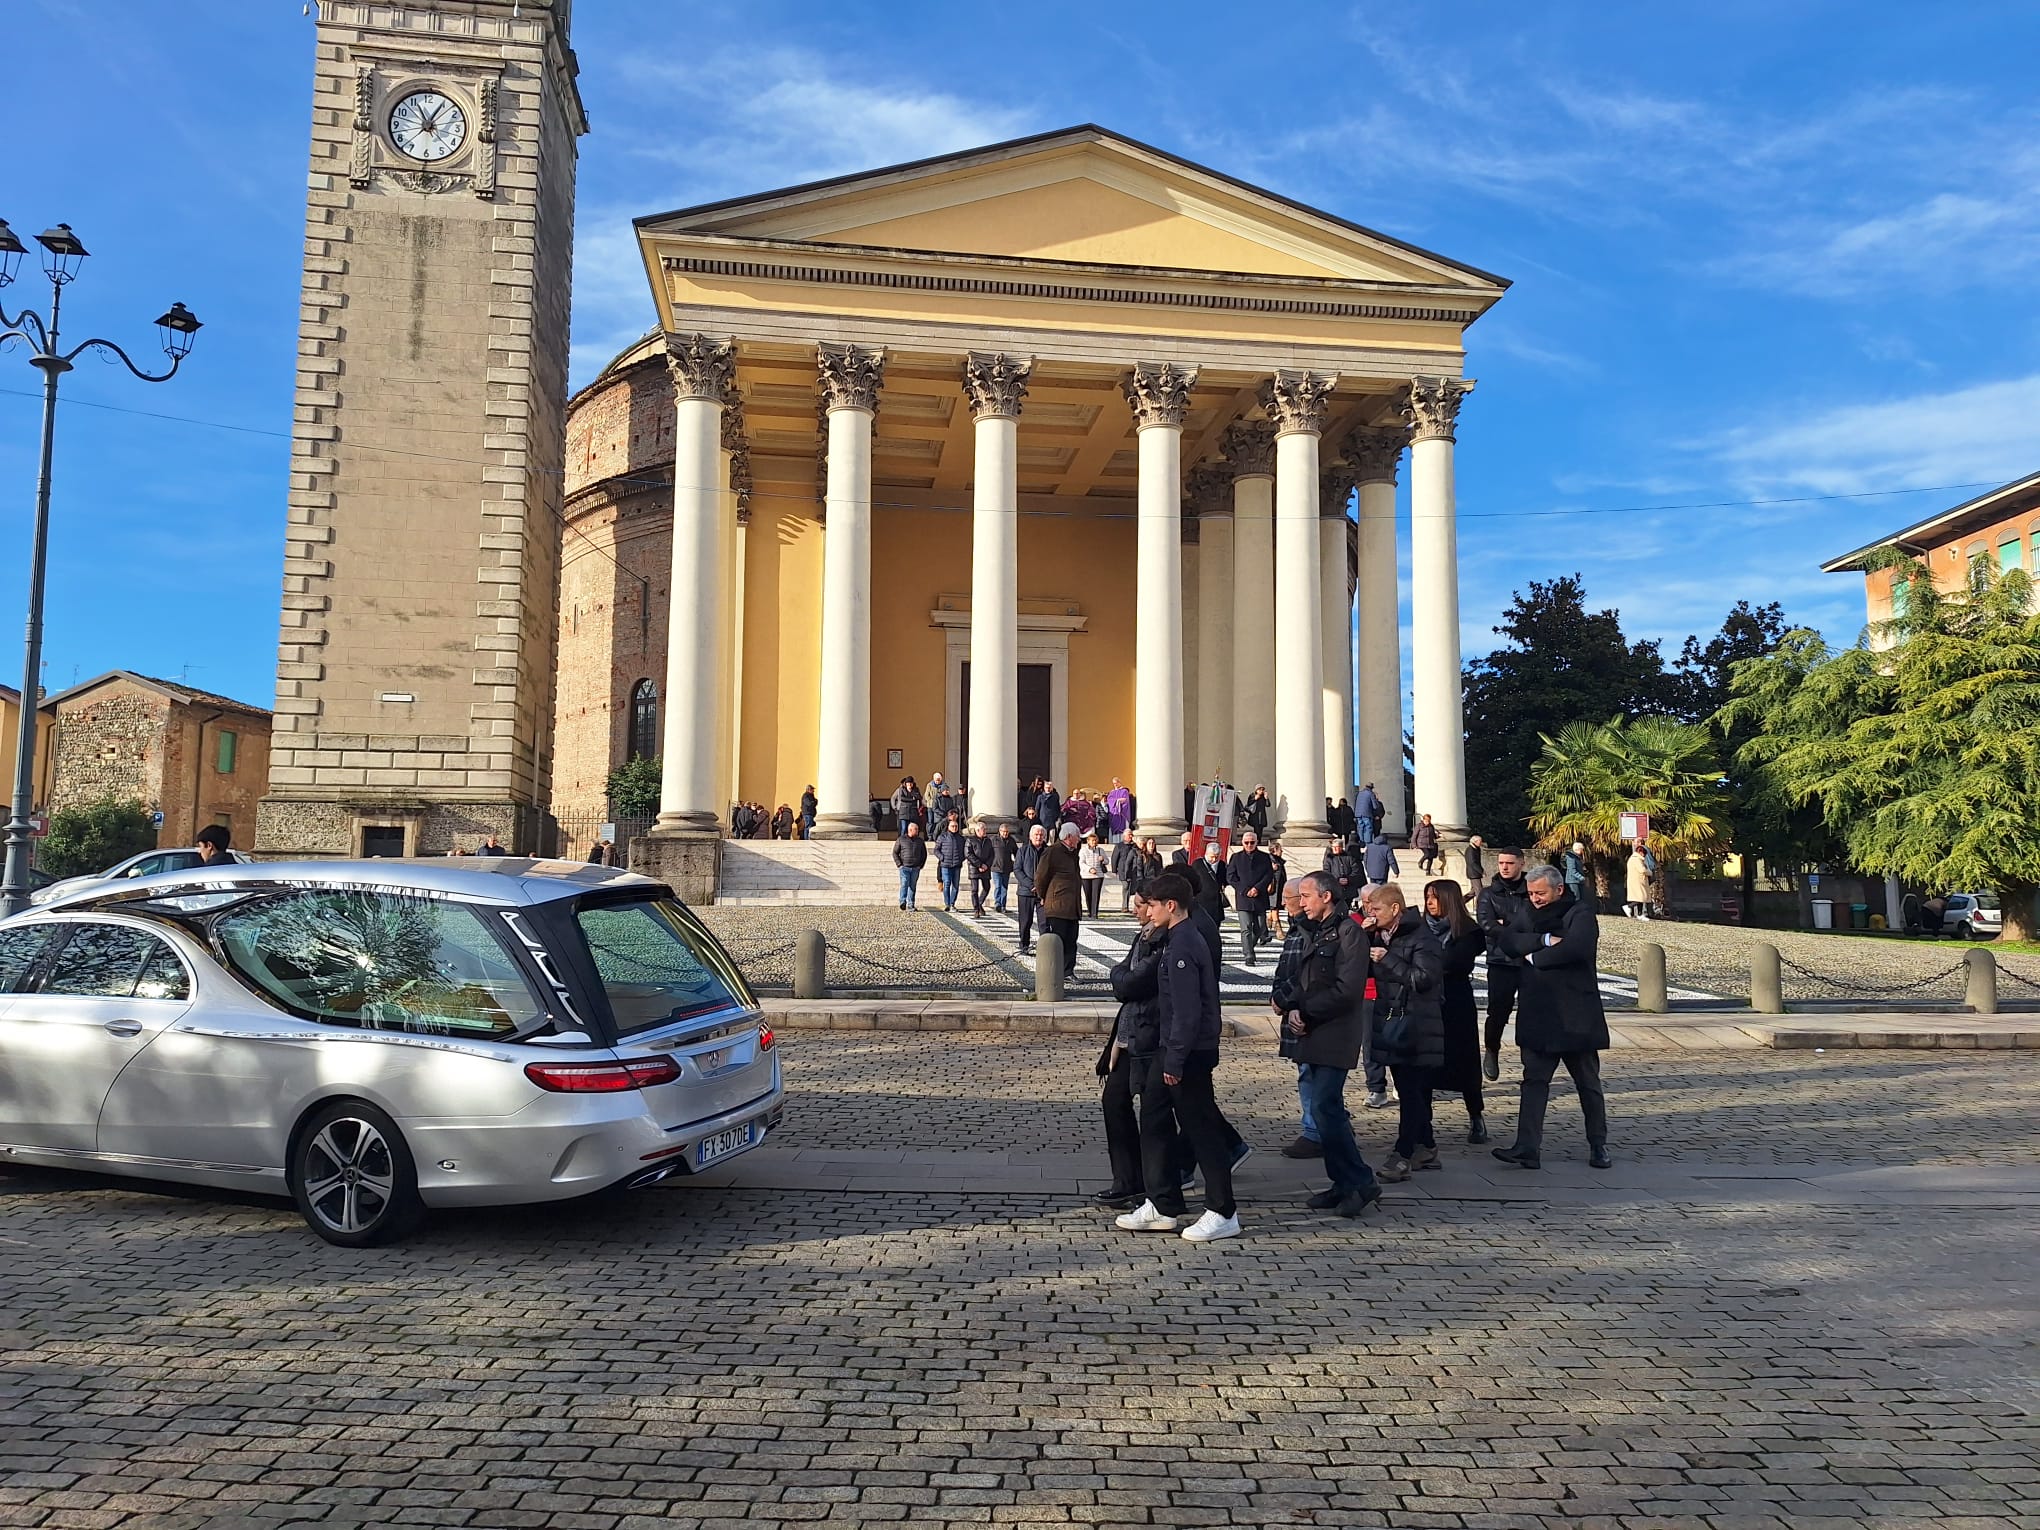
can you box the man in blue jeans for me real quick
[892,823,928,911]
[932,813,968,912]
[1272,871,1380,1218]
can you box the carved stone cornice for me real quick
[961,351,1034,420]
[719,396,747,454]
[1342,425,1410,486]
[1320,463,1360,519]
[1219,421,1276,479]
[817,342,886,413]
[1259,369,1339,437]
[665,334,736,404]
[731,444,753,524]
[1121,360,1199,429]
[1186,462,1235,519]
[1404,375,1474,443]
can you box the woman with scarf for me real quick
[1424,879,1490,1144]
[1357,881,1446,1182]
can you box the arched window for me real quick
[629,679,659,761]
[1998,530,2023,573]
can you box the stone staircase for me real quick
[715,838,902,906]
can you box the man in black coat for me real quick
[1476,848,1532,1082]
[1240,785,1272,837]
[991,823,1019,914]
[1095,896,1165,1210]
[799,786,818,839]
[891,823,928,912]
[1272,872,1379,1217]
[1225,829,1276,966]
[1035,780,1062,834]
[1187,840,1230,926]
[964,822,996,917]
[1013,824,1048,954]
[1361,835,1400,886]
[1321,837,1361,913]
[1489,864,1612,1170]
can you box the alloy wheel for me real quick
[300,1117,397,1235]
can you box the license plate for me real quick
[696,1122,756,1167]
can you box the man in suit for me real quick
[1225,829,1276,967]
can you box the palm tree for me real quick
[1528,715,1725,902]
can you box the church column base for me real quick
[630,830,723,905]
[811,813,875,840]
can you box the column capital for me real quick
[1219,420,1276,478]
[1259,369,1339,437]
[1404,375,1474,443]
[962,351,1034,420]
[1121,360,1199,429]
[1187,461,1234,519]
[665,333,736,403]
[1342,425,1410,485]
[817,342,886,414]
[1319,462,1359,519]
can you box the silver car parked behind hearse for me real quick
[0,859,781,1245]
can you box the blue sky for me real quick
[4,0,2037,712]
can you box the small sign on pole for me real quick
[1618,811,1648,843]
[599,821,617,842]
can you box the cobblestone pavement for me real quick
[1,1040,2033,1529]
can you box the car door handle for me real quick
[102,1020,144,1038]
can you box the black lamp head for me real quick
[0,219,24,287]
[35,223,88,284]
[155,302,202,360]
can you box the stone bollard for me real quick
[1035,933,1066,1002]
[1636,942,1668,1013]
[793,929,828,1000]
[1751,943,1783,1014]
[1966,947,1998,1015]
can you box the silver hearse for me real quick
[0,859,780,1245]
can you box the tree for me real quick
[1720,551,2040,940]
[1461,575,1672,843]
[1668,600,1789,723]
[38,798,158,879]
[1526,716,1726,900]
[605,755,662,820]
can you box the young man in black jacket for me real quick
[1115,872,1239,1242]
[1476,848,1533,1081]
[1274,872,1381,1216]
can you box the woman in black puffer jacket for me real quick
[1358,882,1446,1182]
[1094,905,1165,1209]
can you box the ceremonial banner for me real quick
[1188,782,1238,860]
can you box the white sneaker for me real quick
[1180,1209,1241,1242]
[1365,1090,1393,1109]
[1114,1200,1184,1233]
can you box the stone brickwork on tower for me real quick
[258,0,586,859]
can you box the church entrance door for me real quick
[960,661,1052,816]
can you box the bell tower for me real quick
[257,0,586,858]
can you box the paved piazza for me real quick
[1,1037,2034,1529]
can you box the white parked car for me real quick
[0,859,781,1244]
[1943,892,2002,940]
[29,846,246,906]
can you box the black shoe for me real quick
[1491,1145,1541,1169]
[1281,1135,1325,1159]
[1091,1186,1142,1210]
[1482,1049,1500,1082]
[1305,1187,1344,1210]
[1018,946,1033,957]
[1336,1185,1382,1217]
[1589,1145,1613,1170]
[1466,1117,1491,1146]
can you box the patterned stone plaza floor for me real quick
[0,1039,2034,1529]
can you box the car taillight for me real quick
[758,1026,775,1052]
[524,1056,682,1092]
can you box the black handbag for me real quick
[1374,992,1413,1056]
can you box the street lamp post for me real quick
[0,219,200,915]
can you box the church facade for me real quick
[555,127,1506,892]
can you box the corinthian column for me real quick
[1124,361,1198,834]
[1262,370,1337,843]
[1189,462,1235,783]
[962,351,1032,825]
[657,334,736,834]
[1319,462,1358,812]
[1406,376,1473,837]
[1344,425,1409,839]
[1222,422,1276,796]
[812,342,885,836]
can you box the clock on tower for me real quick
[258,1,587,859]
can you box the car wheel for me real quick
[289,1100,422,1247]
[1956,922,1973,941]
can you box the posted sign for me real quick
[1619,811,1648,843]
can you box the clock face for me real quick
[388,91,468,163]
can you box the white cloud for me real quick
[1709,374,2040,497]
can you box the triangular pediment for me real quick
[638,126,1505,292]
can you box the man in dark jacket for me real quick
[799,786,818,839]
[1187,840,1230,925]
[1490,865,1612,1170]
[1464,835,1485,891]
[1225,829,1276,966]
[1271,880,1322,1158]
[1035,780,1062,834]
[991,823,1018,914]
[1013,824,1047,955]
[1240,785,1272,836]
[891,823,928,911]
[1116,871,1239,1241]
[1095,895,1165,1210]
[1034,823,1085,979]
[1362,836,1400,886]
[1355,782,1384,846]
[963,821,996,916]
[1321,837,1361,913]
[1476,848,1533,1081]
[927,773,957,830]
[1273,872,1379,1217]
[932,814,968,912]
